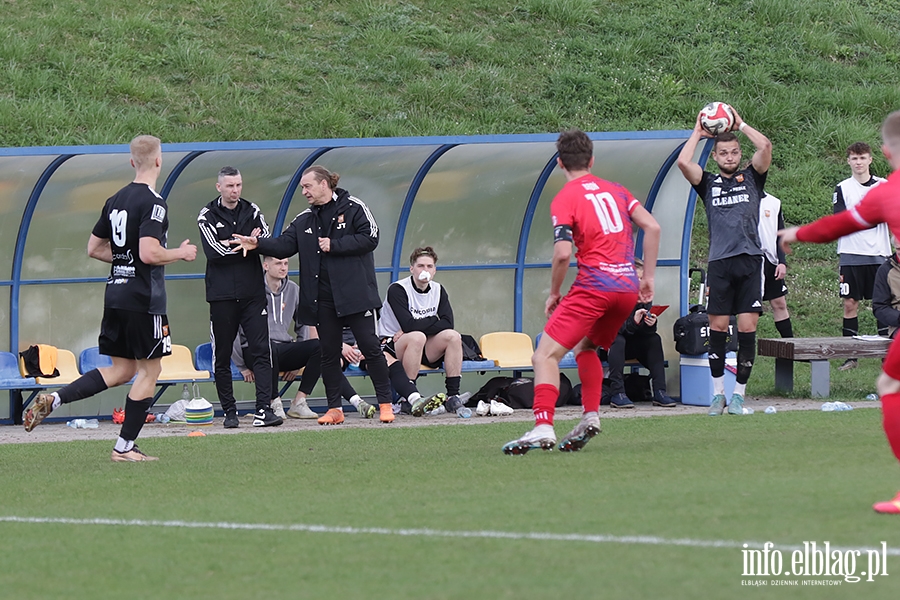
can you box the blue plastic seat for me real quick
[78,347,113,373]
[195,342,242,380]
[0,351,36,387]
[534,333,578,369]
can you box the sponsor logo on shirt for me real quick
[111,249,134,264]
[712,194,750,207]
[112,265,135,278]
[151,204,166,223]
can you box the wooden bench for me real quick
[758,336,892,398]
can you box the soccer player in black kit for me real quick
[23,135,198,461]
[677,107,772,416]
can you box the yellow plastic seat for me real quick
[34,349,81,386]
[159,345,210,381]
[479,332,534,368]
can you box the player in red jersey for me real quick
[503,128,660,455]
[780,109,900,513]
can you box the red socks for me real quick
[533,383,557,426]
[576,350,604,413]
[881,393,900,462]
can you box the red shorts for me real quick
[883,340,900,380]
[543,287,638,351]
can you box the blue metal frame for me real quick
[3,131,697,358]
[513,154,560,331]
[9,154,76,353]
[679,138,715,316]
[273,147,333,233]
[0,130,692,157]
[635,145,684,259]
[390,144,457,282]
[160,151,206,199]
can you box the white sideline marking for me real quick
[1,515,896,556]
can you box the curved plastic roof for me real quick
[0,131,712,406]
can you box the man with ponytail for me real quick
[232,165,394,424]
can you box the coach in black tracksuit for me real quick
[232,165,393,423]
[198,166,280,428]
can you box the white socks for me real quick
[51,392,62,410]
[113,437,134,453]
[712,376,725,396]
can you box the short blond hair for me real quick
[881,111,900,154]
[130,135,161,170]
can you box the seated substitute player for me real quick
[872,240,900,340]
[677,106,772,416]
[23,135,198,461]
[601,258,676,409]
[377,246,466,416]
[779,109,900,514]
[834,141,890,370]
[231,255,373,420]
[758,193,793,338]
[503,128,660,455]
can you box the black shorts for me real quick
[762,260,788,301]
[839,264,881,300]
[381,338,444,369]
[707,255,764,315]
[99,308,171,360]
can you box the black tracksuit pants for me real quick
[210,296,273,413]
[605,332,667,396]
[316,299,391,409]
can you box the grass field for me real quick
[3,409,899,599]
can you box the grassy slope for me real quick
[2,0,900,342]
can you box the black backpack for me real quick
[672,305,738,355]
[470,374,573,409]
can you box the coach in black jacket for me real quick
[232,165,394,424]
[197,166,280,429]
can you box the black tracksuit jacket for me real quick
[255,188,381,325]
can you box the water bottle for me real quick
[821,402,836,412]
[834,401,853,411]
[66,418,99,429]
[181,383,191,401]
[764,406,777,414]
[427,405,447,416]
[457,406,473,419]
[866,393,879,401]
[154,413,171,424]
[741,407,755,415]
[457,392,472,404]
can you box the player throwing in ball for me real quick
[677,105,772,416]
[779,110,900,514]
[502,128,660,455]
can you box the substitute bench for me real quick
[758,336,892,398]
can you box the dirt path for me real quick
[1,397,878,445]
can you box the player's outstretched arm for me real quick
[676,112,710,186]
[730,106,772,174]
[87,234,113,264]
[777,226,800,255]
[139,237,197,265]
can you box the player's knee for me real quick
[405,331,427,347]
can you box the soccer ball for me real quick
[699,102,735,135]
